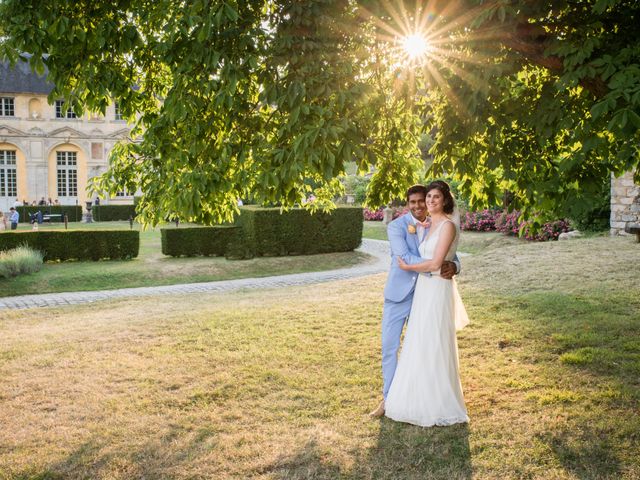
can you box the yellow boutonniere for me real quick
[407,224,417,235]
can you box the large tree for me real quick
[1,0,638,224]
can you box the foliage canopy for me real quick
[1,0,638,224]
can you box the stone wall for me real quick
[610,171,640,235]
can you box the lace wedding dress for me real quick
[385,220,470,427]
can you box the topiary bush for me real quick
[0,230,139,261]
[92,204,137,221]
[161,226,239,257]
[15,205,82,223]
[229,206,363,259]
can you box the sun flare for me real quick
[402,33,429,60]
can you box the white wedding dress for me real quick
[385,220,470,427]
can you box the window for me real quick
[114,102,123,121]
[0,97,15,116]
[56,151,77,197]
[0,150,17,197]
[55,100,77,119]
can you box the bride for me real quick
[384,180,470,427]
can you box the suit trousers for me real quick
[381,290,414,399]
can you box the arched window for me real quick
[0,150,17,198]
[56,151,77,197]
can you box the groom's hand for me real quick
[440,261,456,279]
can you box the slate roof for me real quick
[0,55,54,95]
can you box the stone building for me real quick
[610,171,640,236]
[0,57,134,212]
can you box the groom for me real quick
[370,183,460,417]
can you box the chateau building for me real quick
[0,57,134,212]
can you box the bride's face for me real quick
[426,189,444,215]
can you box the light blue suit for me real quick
[381,213,460,398]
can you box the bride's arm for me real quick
[397,222,456,273]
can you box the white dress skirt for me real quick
[385,220,470,427]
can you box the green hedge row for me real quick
[159,207,363,259]
[0,230,139,261]
[161,226,239,257]
[92,204,137,221]
[14,206,82,223]
[228,206,363,259]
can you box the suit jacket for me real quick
[383,213,460,302]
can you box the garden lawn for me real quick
[0,221,372,297]
[0,235,638,479]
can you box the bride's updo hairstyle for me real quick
[425,180,455,214]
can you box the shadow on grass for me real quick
[265,420,471,479]
[536,427,623,480]
[518,292,640,382]
[8,425,221,480]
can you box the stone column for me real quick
[610,171,640,236]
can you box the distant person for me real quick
[237,198,244,206]
[13,198,21,209]
[54,199,60,205]
[48,197,53,205]
[38,197,47,206]
[0,211,7,231]
[31,200,36,206]
[9,207,19,230]
[94,197,100,206]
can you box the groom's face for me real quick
[408,192,427,221]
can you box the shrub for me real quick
[92,204,137,221]
[229,206,363,259]
[570,188,611,232]
[0,246,44,278]
[15,205,82,223]
[496,210,571,241]
[363,207,384,221]
[0,230,139,261]
[495,210,521,235]
[461,209,501,231]
[161,226,239,257]
[363,207,408,222]
[521,219,572,241]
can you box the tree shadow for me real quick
[536,427,623,480]
[262,419,471,480]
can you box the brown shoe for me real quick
[369,399,385,418]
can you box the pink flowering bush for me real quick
[496,210,571,241]
[495,211,521,235]
[363,207,409,221]
[521,219,571,241]
[363,208,384,221]
[460,209,501,232]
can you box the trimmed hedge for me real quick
[161,226,240,257]
[93,204,137,221]
[0,230,139,261]
[14,205,82,223]
[229,206,363,259]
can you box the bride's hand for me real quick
[397,257,412,271]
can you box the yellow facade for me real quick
[0,141,27,201]
[47,143,88,206]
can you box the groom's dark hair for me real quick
[406,184,427,201]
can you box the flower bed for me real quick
[463,209,571,241]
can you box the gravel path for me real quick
[0,239,392,310]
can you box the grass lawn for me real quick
[0,221,372,297]
[0,234,638,479]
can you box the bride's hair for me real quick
[425,180,455,214]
